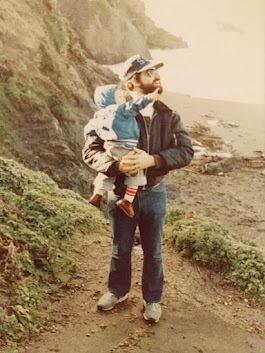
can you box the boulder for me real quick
[204,157,244,175]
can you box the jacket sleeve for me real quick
[82,135,120,177]
[115,95,152,119]
[157,113,194,171]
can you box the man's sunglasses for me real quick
[147,68,158,77]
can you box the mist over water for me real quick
[107,41,264,105]
[143,0,264,104]
[150,37,264,104]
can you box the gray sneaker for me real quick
[97,292,128,311]
[143,302,162,323]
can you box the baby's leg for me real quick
[116,171,147,218]
[123,170,147,204]
[90,173,115,208]
[124,186,138,202]
[93,173,109,196]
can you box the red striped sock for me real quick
[124,186,138,202]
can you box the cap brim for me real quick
[125,60,164,80]
[137,61,164,74]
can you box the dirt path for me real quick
[21,223,265,353]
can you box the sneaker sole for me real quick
[97,293,129,311]
[143,313,160,323]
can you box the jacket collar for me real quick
[154,100,173,112]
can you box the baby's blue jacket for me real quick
[84,88,152,148]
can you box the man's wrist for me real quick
[149,155,156,167]
[152,154,166,169]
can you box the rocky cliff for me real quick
[0,0,186,197]
[58,0,187,64]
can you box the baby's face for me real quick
[115,89,126,104]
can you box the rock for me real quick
[46,0,57,10]
[166,183,181,200]
[58,0,186,64]
[200,113,216,119]
[204,157,244,175]
[219,120,239,128]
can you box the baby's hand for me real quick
[150,88,160,101]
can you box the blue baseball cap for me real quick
[122,54,164,81]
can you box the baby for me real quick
[84,84,160,217]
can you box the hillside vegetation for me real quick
[167,208,265,300]
[0,157,105,351]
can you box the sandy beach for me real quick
[163,91,265,158]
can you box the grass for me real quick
[0,157,106,349]
[0,78,22,110]
[45,14,70,54]
[167,207,265,301]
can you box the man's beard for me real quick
[139,79,163,95]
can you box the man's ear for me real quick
[132,74,140,84]
[131,74,142,87]
[126,74,141,91]
[126,80,134,91]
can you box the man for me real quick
[82,54,194,323]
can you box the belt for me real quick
[138,181,162,191]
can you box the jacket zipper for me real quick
[142,112,157,189]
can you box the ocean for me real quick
[107,41,264,105]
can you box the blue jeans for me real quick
[107,182,167,303]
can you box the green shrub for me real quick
[45,15,70,54]
[0,308,24,341]
[167,207,265,299]
[0,78,22,109]
[40,43,56,73]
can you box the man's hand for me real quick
[118,148,156,175]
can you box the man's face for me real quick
[138,67,163,94]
